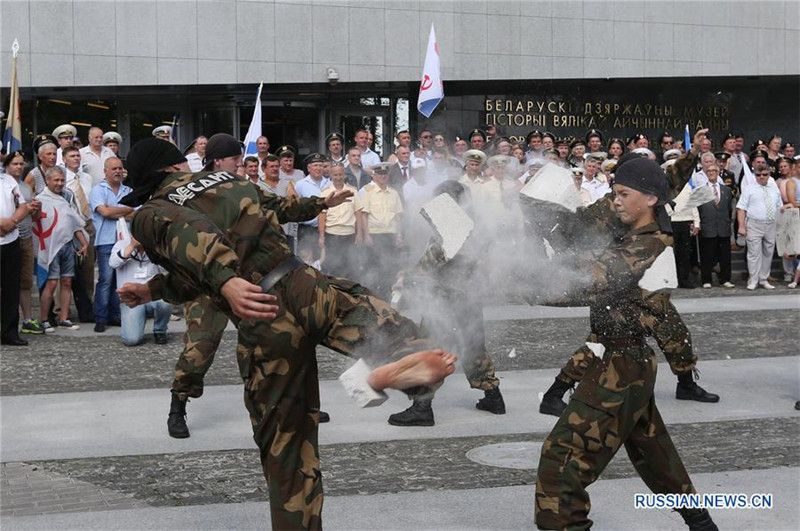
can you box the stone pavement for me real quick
[1,293,798,529]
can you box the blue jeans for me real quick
[120,300,173,346]
[94,244,120,324]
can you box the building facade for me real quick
[1,0,798,159]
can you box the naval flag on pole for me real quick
[417,25,443,118]
[3,39,22,153]
[684,124,692,153]
[243,83,263,156]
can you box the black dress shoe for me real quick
[1,337,29,346]
[676,382,720,403]
[319,411,330,423]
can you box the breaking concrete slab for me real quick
[338,359,389,408]
[519,163,583,213]
[420,193,474,262]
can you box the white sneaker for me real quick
[702,283,712,289]
[722,282,735,288]
[788,282,797,289]
[41,321,56,333]
[746,283,757,291]
[758,280,775,290]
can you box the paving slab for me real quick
[1,467,797,530]
[2,356,798,462]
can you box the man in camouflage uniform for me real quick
[118,138,457,530]
[168,134,335,439]
[388,180,505,426]
[539,130,719,416]
[533,155,717,530]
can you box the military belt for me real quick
[258,255,306,293]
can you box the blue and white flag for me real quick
[417,25,444,118]
[243,83,263,156]
[3,39,22,153]
[684,124,691,153]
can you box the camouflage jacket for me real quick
[567,221,674,339]
[131,171,326,314]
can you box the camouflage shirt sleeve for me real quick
[665,150,699,199]
[564,230,666,306]
[258,192,327,224]
[132,201,239,305]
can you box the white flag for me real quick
[417,24,444,118]
[243,83,263,156]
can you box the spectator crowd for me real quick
[1,122,798,347]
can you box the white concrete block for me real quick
[339,359,389,408]
[419,193,474,262]
[519,163,583,213]
[776,207,800,257]
[585,342,605,358]
[638,246,678,292]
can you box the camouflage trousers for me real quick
[535,343,696,530]
[557,302,697,386]
[237,266,433,530]
[171,295,228,400]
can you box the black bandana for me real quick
[121,138,187,207]
[613,154,672,233]
[202,133,243,171]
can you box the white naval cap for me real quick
[52,124,77,138]
[102,131,122,145]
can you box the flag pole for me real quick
[5,38,21,154]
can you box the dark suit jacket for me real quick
[697,182,732,238]
[388,162,411,195]
[345,166,370,190]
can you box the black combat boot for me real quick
[167,394,190,438]
[387,398,434,426]
[678,509,718,530]
[539,378,572,417]
[676,372,720,403]
[476,387,506,414]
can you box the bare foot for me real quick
[367,350,457,391]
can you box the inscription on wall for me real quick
[484,98,730,142]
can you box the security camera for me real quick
[327,68,339,85]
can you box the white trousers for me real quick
[745,218,777,283]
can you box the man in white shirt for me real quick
[62,146,97,321]
[689,152,717,188]
[580,158,610,204]
[294,153,332,260]
[79,127,115,185]
[102,132,123,158]
[737,165,783,290]
[1,168,36,345]
[354,128,381,169]
[184,136,207,172]
[53,124,77,167]
[109,236,172,346]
